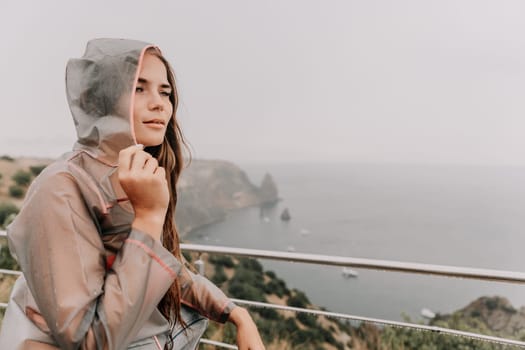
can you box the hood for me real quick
[66,38,157,165]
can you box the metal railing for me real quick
[181,243,525,284]
[2,230,525,348]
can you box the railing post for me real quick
[194,253,205,275]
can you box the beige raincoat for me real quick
[0,38,235,349]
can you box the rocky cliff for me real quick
[349,295,525,349]
[434,295,525,339]
[0,157,279,236]
[176,159,279,235]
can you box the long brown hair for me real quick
[143,47,191,350]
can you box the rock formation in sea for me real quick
[257,173,279,205]
[280,207,291,221]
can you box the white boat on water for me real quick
[342,267,359,278]
[420,308,436,319]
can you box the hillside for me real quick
[0,156,53,207]
[188,252,353,349]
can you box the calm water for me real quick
[185,162,525,321]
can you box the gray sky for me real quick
[1,0,525,165]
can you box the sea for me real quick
[185,162,525,322]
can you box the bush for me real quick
[12,170,32,187]
[209,254,235,268]
[317,324,338,344]
[182,251,192,263]
[254,318,277,344]
[290,329,317,347]
[297,312,317,328]
[211,264,227,286]
[0,155,14,162]
[222,322,237,344]
[238,257,263,273]
[226,256,268,302]
[9,185,25,198]
[255,306,280,320]
[287,290,310,308]
[0,202,19,227]
[228,279,266,302]
[278,318,299,339]
[264,276,290,297]
[0,244,19,270]
[265,270,276,279]
[485,298,498,310]
[29,165,47,176]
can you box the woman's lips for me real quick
[143,119,165,129]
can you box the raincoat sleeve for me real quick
[8,171,182,350]
[178,266,236,323]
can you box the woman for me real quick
[0,38,265,350]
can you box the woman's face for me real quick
[132,53,173,147]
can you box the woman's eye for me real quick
[135,86,144,93]
[160,91,171,97]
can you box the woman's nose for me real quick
[148,93,164,111]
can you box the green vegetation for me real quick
[29,165,47,176]
[0,155,14,162]
[227,258,266,302]
[0,203,19,228]
[286,289,310,308]
[203,254,347,349]
[11,170,32,187]
[0,243,19,271]
[348,297,522,350]
[8,167,40,199]
[8,185,25,198]
[182,250,192,263]
[210,264,227,286]
[377,319,508,350]
[263,271,289,298]
[209,254,234,268]
[200,252,524,349]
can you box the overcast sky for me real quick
[1,0,525,165]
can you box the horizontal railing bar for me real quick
[180,243,525,284]
[199,339,238,349]
[3,228,525,283]
[0,269,21,276]
[231,298,525,348]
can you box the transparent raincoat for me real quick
[0,38,235,350]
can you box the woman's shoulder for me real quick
[27,151,118,217]
[27,150,110,198]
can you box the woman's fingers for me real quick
[154,165,165,177]
[118,145,137,172]
[118,144,145,171]
[130,150,152,172]
[143,157,159,173]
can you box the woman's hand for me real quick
[229,307,265,350]
[118,144,169,240]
